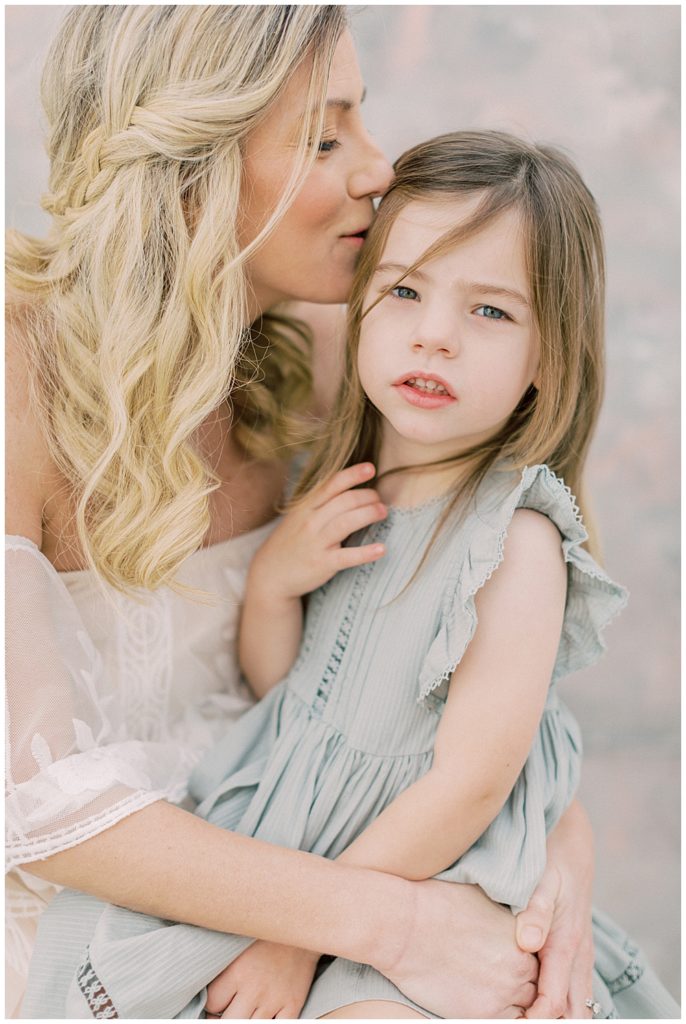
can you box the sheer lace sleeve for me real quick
[5,536,187,869]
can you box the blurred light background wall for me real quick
[5,3,680,1002]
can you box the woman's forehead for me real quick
[247,29,363,147]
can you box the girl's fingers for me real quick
[310,463,376,508]
[323,501,387,544]
[334,543,386,571]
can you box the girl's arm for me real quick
[239,463,387,696]
[338,509,567,879]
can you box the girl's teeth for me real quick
[407,377,448,395]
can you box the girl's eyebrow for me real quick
[466,282,530,308]
[375,262,529,307]
[375,261,429,281]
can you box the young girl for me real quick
[25,131,678,1020]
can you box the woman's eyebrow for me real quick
[326,86,367,112]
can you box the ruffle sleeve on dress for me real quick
[417,464,629,707]
[5,536,186,869]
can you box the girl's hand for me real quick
[515,802,595,1018]
[249,462,387,602]
[205,940,319,1019]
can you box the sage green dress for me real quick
[23,465,679,1019]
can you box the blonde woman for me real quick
[8,6,594,1019]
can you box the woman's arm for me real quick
[339,509,566,879]
[24,802,538,1019]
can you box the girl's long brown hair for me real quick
[294,130,606,558]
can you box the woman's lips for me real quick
[339,232,366,247]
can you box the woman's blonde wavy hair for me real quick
[6,4,346,591]
[295,130,606,561]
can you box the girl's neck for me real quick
[375,457,470,509]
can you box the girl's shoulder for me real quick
[467,462,619,600]
[419,463,628,705]
[474,462,583,530]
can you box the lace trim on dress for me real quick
[607,939,645,995]
[311,517,393,718]
[112,588,172,742]
[76,953,119,1018]
[6,790,164,869]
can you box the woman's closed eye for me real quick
[318,137,341,154]
[474,304,509,320]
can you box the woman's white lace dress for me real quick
[5,524,272,1017]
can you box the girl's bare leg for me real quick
[320,999,427,1018]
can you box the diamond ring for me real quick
[585,997,603,1016]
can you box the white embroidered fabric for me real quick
[5,524,275,1002]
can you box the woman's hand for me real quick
[515,801,595,1018]
[249,462,387,602]
[205,940,319,1019]
[375,879,539,1019]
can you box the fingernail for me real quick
[521,926,542,945]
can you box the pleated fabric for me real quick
[24,464,677,1019]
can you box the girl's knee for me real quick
[319,999,428,1019]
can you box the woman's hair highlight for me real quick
[6,4,346,591]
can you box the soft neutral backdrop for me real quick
[5,3,680,1001]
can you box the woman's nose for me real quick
[348,134,394,200]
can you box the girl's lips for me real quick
[393,382,457,409]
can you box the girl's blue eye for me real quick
[475,304,508,320]
[391,285,419,301]
[318,138,340,154]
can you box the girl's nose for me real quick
[348,134,394,199]
[412,330,457,358]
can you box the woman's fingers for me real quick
[206,977,238,1015]
[220,994,255,1018]
[514,980,538,1011]
[565,936,595,1018]
[515,866,560,952]
[525,939,576,1019]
